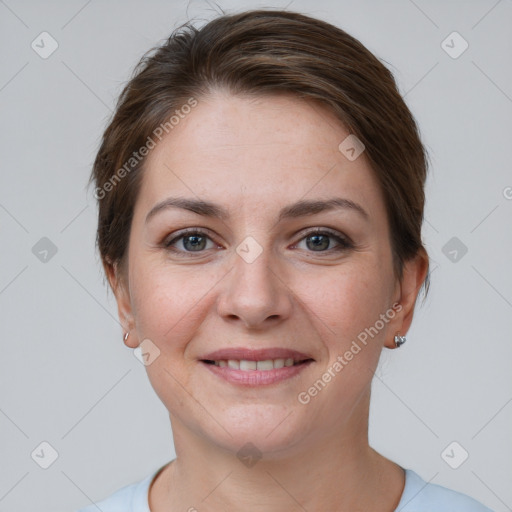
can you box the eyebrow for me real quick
[145,196,369,224]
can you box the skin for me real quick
[107,91,428,511]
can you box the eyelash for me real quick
[162,227,354,257]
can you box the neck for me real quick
[152,397,405,511]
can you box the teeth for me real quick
[240,360,257,371]
[212,358,305,371]
[256,360,273,371]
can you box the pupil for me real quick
[307,234,329,251]
[185,235,205,251]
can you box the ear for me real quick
[105,259,139,349]
[385,248,429,349]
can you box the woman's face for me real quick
[114,92,416,456]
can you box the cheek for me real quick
[131,265,205,351]
[300,255,395,398]
[130,254,194,344]
[129,264,208,411]
[307,260,392,340]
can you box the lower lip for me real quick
[200,360,313,386]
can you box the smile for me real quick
[200,358,314,386]
[203,358,303,370]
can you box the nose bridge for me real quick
[234,234,277,299]
[217,234,291,327]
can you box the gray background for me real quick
[0,0,511,511]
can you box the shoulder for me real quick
[397,469,494,512]
[74,471,155,512]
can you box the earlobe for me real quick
[122,330,139,349]
[105,259,138,348]
[386,249,429,349]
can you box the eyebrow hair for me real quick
[145,196,369,224]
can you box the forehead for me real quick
[136,92,384,219]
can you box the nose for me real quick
[216,242,293,330]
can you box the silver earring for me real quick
[394,334,406,348]
[123,332,130,341]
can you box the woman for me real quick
[78,9,493,512]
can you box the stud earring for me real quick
[394,334,406,348]
[123,332,130,342]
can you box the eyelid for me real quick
[292,227,354,250]
[163,226,354,256]
[163,227,218,248]
[294,226,351,242]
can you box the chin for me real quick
[201,404,310,459]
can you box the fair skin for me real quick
[107,91,428,511]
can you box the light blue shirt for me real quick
[76,464,494,511]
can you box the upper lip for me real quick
[200,347,314,362]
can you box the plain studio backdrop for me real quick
[0,1,511,511]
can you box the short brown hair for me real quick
[90,8,430,295]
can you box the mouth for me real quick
[199,348,315,386]
[201,358,313,370]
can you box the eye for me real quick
[162,227,353,257]
[293,228,353,253]
[163,228,217,255]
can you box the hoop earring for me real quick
[123,332,130,342]
[394,333,406,348]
